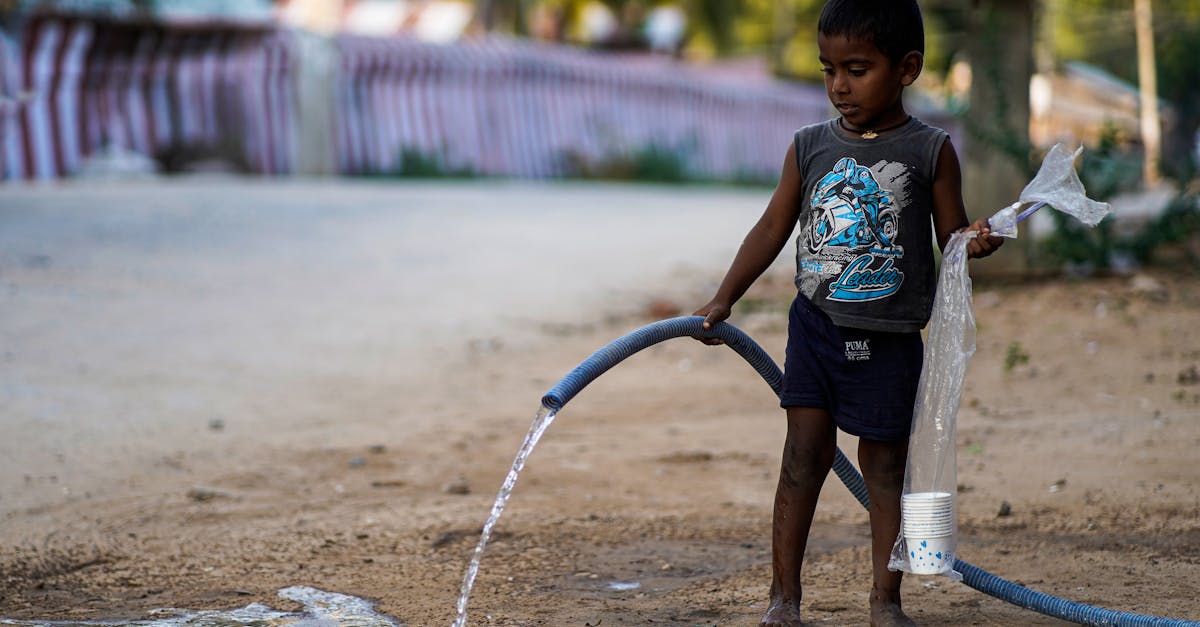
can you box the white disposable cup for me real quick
[902,503,953,512]
[903,509,953,517]
[903,525,954,538]
[901,493,954,520]
[902,514,954,527]
[902,508,954,518]
[902,492,956,574]
[905,534,955,574]
[903,526,953,537]
[903,514,953,522]
[902,491,953,507]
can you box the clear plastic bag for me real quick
[886,227,975,580]
[1018,144,1111,227]
[888,144,1111,579]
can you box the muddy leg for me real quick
[859,437,916,627]
[761,407,836,627]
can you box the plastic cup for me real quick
[902,507,954,518]
[905,535,955,574]
[901,492,956,574]
[902,502,953,511]
[903,523,954,534]
[901,492,954,522]
[902,491,953,507]
[902,521,950,535]
[903,512,953,522]
[902,512,955,526]
[902,509,954,519]
[903,518,954,531]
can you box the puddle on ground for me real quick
[0,586,402,627]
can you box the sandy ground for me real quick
[1,179,1198,626]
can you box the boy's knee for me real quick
[858,439,908,483]
[778,439,835,489]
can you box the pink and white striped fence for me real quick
[0,13,293,181]
[1,28,27,180]
[332,34,831,181]
[2,16,836,183]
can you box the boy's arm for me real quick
[930,140,1004,259]
[693,143,803,344]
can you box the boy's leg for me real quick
[762,406,836,627]
[858,437,915,627]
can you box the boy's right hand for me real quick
[691,301,732,345]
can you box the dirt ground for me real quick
[1,179,1198,626]
[2,262,1198,626]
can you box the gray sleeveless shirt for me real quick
[793,117,949,333]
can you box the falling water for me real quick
[452,404,558,627]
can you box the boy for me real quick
[692,1,1003,626]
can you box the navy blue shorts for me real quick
[779,294,923,442]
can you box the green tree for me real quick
[1045,0,1200,172]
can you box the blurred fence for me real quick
[331,35,830,180]
[0,13,833,182]
[0,14,293,181]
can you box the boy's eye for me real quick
[820,67,834,75]
[849,68,868,76]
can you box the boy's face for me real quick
[818,33,920,131]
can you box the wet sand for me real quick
[1,179,1198,626]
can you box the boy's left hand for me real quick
[966,217,1004,259]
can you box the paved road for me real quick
[0,177,777,514]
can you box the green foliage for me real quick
[1076,126,1142,200]
[1038,127,1200,273]
[1004,341,1030,373]
[1037,127,1133,270]
[728,167,777,188]
[1047,0,1200,164]
[1042,185,1200,274]
[560,141,776,187]
[691,0,745,56]
[1126,189,1200,268]
[368,148,476,179]
[561,143,690,183]
[628,144,689,182]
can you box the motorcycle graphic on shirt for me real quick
[801,157,906,302]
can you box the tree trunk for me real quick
[476,0,499,31]
[962,0,1035,275]
[1134,0,1161,186]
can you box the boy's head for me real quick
[818,0,924,64]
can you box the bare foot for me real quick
[760,595,804,627]
[870,598,916,627]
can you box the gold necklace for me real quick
[838,116,911,139]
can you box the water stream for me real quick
[452,404,558,627]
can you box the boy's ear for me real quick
[899,51,924,86]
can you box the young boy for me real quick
[693,1,1003,626]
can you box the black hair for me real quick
[818,0,924,63]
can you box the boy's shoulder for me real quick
[794,118,836,141]
[791,119,836,160]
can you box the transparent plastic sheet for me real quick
[1018,144,1111,227]
[888,144,1111,579]
[886,228,975,580]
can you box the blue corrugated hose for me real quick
[540,316,1198,627]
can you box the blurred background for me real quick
[1,0,1198,272]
